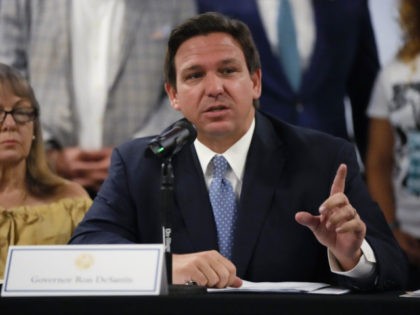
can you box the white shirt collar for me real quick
[194,119,255,183]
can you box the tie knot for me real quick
[212,155,228,179]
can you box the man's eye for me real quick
[185,72,203,80]
[221,68,236,75]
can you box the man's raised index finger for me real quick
[330,164,347,196]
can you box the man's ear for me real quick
[165,82,180,110]
[251,68,262,100]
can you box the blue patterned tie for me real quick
[209,155,238,259]
[277,0,301,91]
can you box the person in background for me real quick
[0,0,196,196]
[366,0,420,290]
[196,0,379,162]
[0,63,91,279]
[70,12,407,290]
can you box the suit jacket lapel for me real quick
[174,146,219,252]
[233,113,286,276]
[173,113,287,269]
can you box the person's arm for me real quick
[295,164,367,271]
[366,118,420,265]
[295,140,407,290]
[69,147,142,245]
[365,118,396,224]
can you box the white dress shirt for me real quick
[195,120,255,198]
[72,0,125,149]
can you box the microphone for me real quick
[148,118,197,159]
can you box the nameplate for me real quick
[1,244,167,297]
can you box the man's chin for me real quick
[203,122,234,137]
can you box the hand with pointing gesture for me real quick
[295,164,366,271]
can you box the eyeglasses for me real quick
[0,107,37,124]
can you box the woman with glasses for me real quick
[0,63,91,280]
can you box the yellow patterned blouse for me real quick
[0,197,92,279]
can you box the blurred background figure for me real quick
[366,0,420,290]
[196,0,379,163]
[369,0,401,66]
[0,0,196,196]
[0,63,91,279]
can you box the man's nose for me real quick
[205,73,224,97]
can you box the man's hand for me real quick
[295,164,366,270]
[172,250,243,288]
[47,146,113,192]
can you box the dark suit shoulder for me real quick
[116,136,155,157]
[259,111,353,149]
[256,111,360,178]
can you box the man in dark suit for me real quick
[196,0,379,161]
[70,12,406,290]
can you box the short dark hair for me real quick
[164,12,261,90]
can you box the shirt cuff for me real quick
[328,239,376,278]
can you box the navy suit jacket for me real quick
[196,0,380,159]
[71,112,406,290]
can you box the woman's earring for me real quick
[32,135,36,140]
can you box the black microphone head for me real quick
[172,118,197,144]
[148,118,197,159]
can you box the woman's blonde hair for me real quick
[0,63,66,196]
[397,0,420,62]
